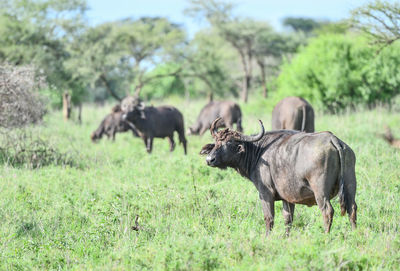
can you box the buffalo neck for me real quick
[232,131,289,179]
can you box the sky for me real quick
[86,0,371,34]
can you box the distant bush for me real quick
[0,64,82,169]
[0,64,46,128]
[0,131,80,169]
[275,34,400,112]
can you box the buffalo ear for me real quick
[237,143,245,153]
[139,109,146,119]
[200,144,215,155]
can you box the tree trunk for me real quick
[208,92,214,102]
[238,49,252,103]
[62,92,71,121]
[241,75,251,103]
[77,103,82,125]
[259,62,267,98]
[100,74,121,101]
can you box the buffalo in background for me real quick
[91,104,139,142]
[272,96,315,132]
[188,101,243,135]
[121,96,187,154]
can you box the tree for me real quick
[0,0,87,103]
[282,17,323,33]
[253,31,303,97]
[66,17,186,101]
[186,0,272,102]
[351,0,400,49]
[115,17,186,96]
[65,22,129,101]
[180,28,237,98]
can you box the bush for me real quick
[0,64,46,127]
[0,64,82,169]
[274,34,400,112]
[0,131,80,169]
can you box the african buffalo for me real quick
[121,98,187,154]
[188,101,243,135]
[200,118,357,235]
[91,105,138,142]
[272,97,315,132]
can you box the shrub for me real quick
[274,34,400,112]
[0,64,82,169]
[0,64,46,128]
[0,131,80,169]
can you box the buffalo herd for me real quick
[91,95,362,235]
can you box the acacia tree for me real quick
[179,28,236,98]
[254,31,304,97]
[65,22,129,101]
[115,17,186,96]
[0,0,87,99]
[186,0,271,102]
[66,17,185,101]
[283,17,323,34]
[351,0,400,49]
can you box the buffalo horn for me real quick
[237,120,264,142]
[210,117,222,138]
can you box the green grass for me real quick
[1,98,400,270]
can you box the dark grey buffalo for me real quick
[189,101,243,135]
[200,118,357,235]
[121,97,187,154]
[272,96,315,132]
[91,105,138,142]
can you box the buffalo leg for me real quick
[282,201,295,236]
[177,129,187,155]
[310,173,335,233]
[146,137,153,153]
[199,126,208,136]
[168,136,175,152]
[259,189,275,236]
[225,119,234,130]
[142,137,149,152]
[236,118,243,132]
[342,151,357,230]
[315,195,334,233]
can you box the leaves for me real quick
[275,34,400,112]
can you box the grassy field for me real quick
[1,98,400,270]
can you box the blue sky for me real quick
[86,0,371,34]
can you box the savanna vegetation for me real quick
[1,100,400,270]
[1,0,400,270]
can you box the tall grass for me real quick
[0,98,399,270]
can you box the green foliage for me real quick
[182,28,237,98]
[0,0,88,103]
[140,63,186,100]
[65,22,129,101]
[115,17,186,91]
[283,17,325,33]
[351,0,400,46]
[275,34,400,111]
[1,99,400,269]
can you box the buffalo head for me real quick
[200,118,264,168]
[121,95,146,121]
[90,131,100,142]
